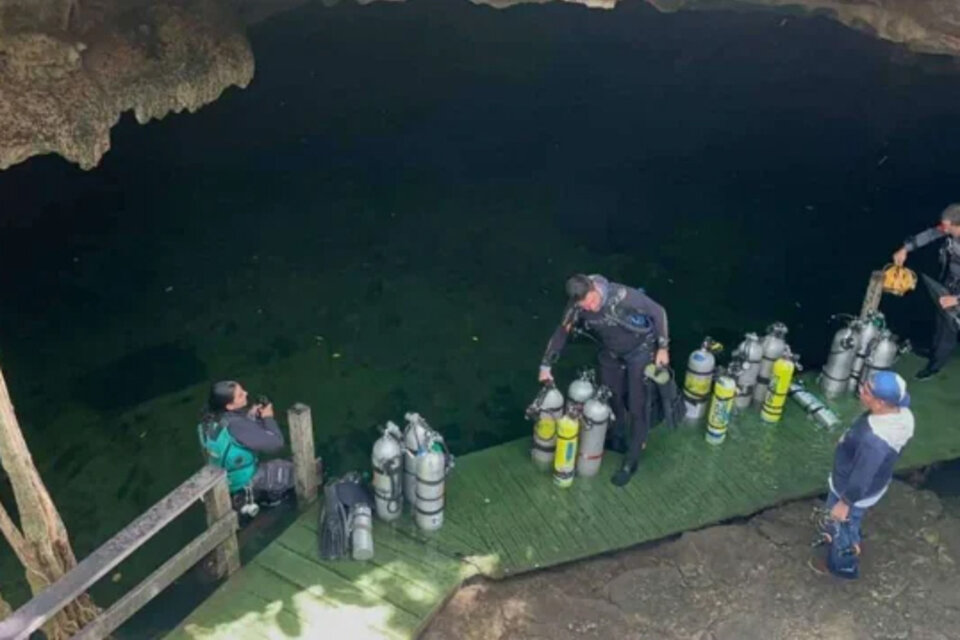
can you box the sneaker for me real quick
[611,462,637,487]
[915,367,940,381]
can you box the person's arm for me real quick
[894,226,946,265]
[539,304,579,380]
[228,414,285,453]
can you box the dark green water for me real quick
[2,0,960,634]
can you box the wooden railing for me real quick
[0,465,239,640]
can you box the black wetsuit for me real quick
[542,275,669,467]
[224,410,295,497]
[904,227,960,371]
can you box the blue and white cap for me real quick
[867,371,911,408]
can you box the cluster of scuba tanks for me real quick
[321,413,454,563]
[678,311,909,444]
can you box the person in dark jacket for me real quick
[812,370,915,579]
[198,380,295,500]
[892,203,960,379]
[539,274,670,487]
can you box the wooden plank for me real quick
[287,403,318,507]
[73,512,238,640]
[204,477,240,579]
[0,465,226,640]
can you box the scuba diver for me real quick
[892,203,960,380]
[539,274,670,487]
[810,370,914,579]
[198,380,296,513]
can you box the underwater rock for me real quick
[0,0,253,170]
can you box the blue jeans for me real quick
[825,491,868,546]
[824,491,868,579]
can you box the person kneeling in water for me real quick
[198,380,296,507]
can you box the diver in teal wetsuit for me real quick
[198,380,295,501]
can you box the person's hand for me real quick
[830,499,850,522]
[655,348,669,367]
[538,367,554,384]
[940,295,959,309]
[259,403,275,419]
[892,247,908,267]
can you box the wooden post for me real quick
[287,403,318,507]
[0,363,97,639]
[860,270,884,318]
[202,478,239,579]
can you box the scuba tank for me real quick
[526,383,565,471]
[847,310,885,392]
[402,412,432,511]
[371,422,404,522]
[643,364,685,429]
[576,387,612,478]
[705,372,737,445]
[820,316,859,399]
[753,323,789,404]
[553,413,579,488]
[731,332,763,410]
[566,369,597,417]
[414,433,454,532]
[788,382,841,430]
[683,338,722,423]
[351,504,374,560]
[761,352,799,424]
[861,330,910,384]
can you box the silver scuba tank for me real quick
[683,338,720,422]
[566,369,596,417]
[731,332,763,409]
[351,503,374,560]
[371,422,404,522]
[861,330,909,384]
[402,412,433,512]
[576,387,612,478]
[415,433,453,532]
[819,317,859,399]
[753,322,789,404]
[847,311,885,392]
[526,384,565,471]
[788,382,841,430]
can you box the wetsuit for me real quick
[541,275,669,467]
[222,410,296,498]
[904,227,960,371]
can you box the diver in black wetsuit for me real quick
[892,203,960,380]
[538,274,670,487]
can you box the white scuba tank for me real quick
[732,332,763,410]
[861,330,908,384]
[683,338,719,422]
[527,384,565,471]
[848,311,884,392]
[820,317,859,399]
[789,383,841,430]
[752,322,789,404]
[371,422,404,522]
[566,369,596,417]
[576,387,612,478]
[351,503,374,560]
[403,413,433,512]
[415,435,453,532]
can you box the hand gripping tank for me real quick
[848,311,885,392]
[527,384,565,471]
[820,318,859,399]
[753,323,789,404]
[371,422,404,522]
[576,387,612,477]
[732,332,764,410]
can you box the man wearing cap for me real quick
[813,370,915,579]
[538,274,670,487]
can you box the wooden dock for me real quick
[166,353,960,640]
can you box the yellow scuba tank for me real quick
[761,356,797,424]
[705,374,736,445]
[553,415,580,488]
